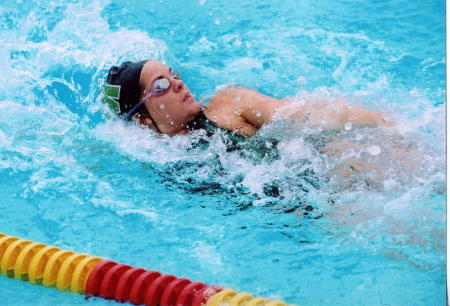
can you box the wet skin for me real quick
[137,60,393,136]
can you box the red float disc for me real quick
[176,282,205,306]
[85,260,117,296]
[160,278,191,306]
[192,285,223,306]
[99,264,132,299]
[129,271,161,305]
[115,267,146,302]
[143,274,176,306]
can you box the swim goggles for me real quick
[124,68,182,120]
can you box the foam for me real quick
[0,0,444,284]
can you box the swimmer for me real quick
[103,60,394,137]
[103,60,426,191]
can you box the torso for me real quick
[187,105,281,162]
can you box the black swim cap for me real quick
[103,60,148,118]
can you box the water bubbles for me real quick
[211,116,218,122]
[409,88,420,96]
[234,108,241,116]
[160,104,165,109]
[0,131,11,146]
[383,179,399,190]
[252,198,267,206]
[214,18,220,25]
[254,110,261,117]
[199,0,206,4]
[344,122,352,131]
[366,145,381,156]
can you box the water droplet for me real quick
[212,116,218,122]
[344,122,352,131]
[366,145,381,156]
[255,110,261,117]
[234,108,241,115]
[160,104,165,109]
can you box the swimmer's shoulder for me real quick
[211,87,272,104]
[205,88,258,137]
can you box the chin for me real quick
[192,101,201,112]
[185,102,201,122]
[190,101,201,114]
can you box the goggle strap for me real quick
[124,99,146,120]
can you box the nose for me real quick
[172,78,184,93]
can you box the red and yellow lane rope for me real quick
[0,233,288,306]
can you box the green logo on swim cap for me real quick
[103,84,121,114]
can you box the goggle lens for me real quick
[150,68,182,96]
[152,78,171,95]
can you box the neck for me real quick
[153,108,201,135]
[157,122,190,136]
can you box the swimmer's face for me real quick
[139,60,200,134]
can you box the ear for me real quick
[133,113,159,132]
[133,112,143,124]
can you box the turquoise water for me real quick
[0,0,445,305]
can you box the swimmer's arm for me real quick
[214,88,393,133]
[237,90,393,130]
[206,107,258,136]
[229,88,285,128]
[276,98,394,130]
[336,100,394,129]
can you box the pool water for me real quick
[0,0,445,305]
